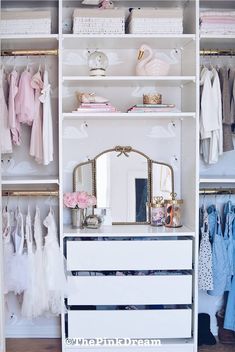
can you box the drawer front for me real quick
[66,240,192,271]
[67,309,192,339]
[68,275,192,306]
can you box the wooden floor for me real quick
[6,339,62,352]
[5,338,235,352]
[199,343,235,351]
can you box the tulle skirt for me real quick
[44,239,67,315]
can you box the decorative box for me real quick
[73,8,125,34]
[127,8,183,34]
[0,11,51,35]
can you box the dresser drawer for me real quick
[66,240,192,271]
[67,309,192,339]
[68,275,192,306]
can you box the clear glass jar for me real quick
[150,197,165,226]
[164,193,183,228]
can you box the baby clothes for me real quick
[43,208,67,315]
[39,69,53,165]
[21,207,36,318]
[219,66,234,152]
[198,206,213,290]
[33,207,49,315]
[0,67,12,154]
[200,67,223,164]
[2,207,14,294]
[8,69,20,146]
[10,207,28,294]
[15,69,35,125]
[30,70,43,164]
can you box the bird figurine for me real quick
[100,0,114,9]
[136,44,178,76]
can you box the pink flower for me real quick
[63,192,78,208]
[88,195,97,207]
[76,191,90,209]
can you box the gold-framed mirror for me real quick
[73,146,174,225]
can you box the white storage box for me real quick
[0,11,51,35]
[73,8,125,34]
[128,8,183,34]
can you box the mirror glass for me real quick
[74,162,93,194]
[152,162,173,199]
[95,151,149,223]
[73,147,174,225]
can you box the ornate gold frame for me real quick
[73,146,174,225]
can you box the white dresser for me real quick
[63,225,195,352]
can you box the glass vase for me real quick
[71,208,85,229]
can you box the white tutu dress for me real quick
[43,208,67,315]
[10,207,28,294]
[2,207,14,294]
[33,206,49,315]
[21,207,37,318]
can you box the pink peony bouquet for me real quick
[63,191,96,209]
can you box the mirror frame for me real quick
[73,146,174,225]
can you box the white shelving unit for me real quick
[1,0,235,351]
[0,0,60,350]
[63,112,196,120]
[61,1,198,352]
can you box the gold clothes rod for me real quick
[1,49,58,56]
[200,49,235,56]
[2,190,59,197]
[199,188,235,195]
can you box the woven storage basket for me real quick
[0,11,51,35]
[73,8,125,34]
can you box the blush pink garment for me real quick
[8,69,21,145]
[0,67,12,154]
[15,69,35,125]
[30,70,43,164]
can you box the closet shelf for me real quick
[200,34,235,49]
[62,76,196,87]
[62,112,196,120]
[200,176,235,184]
[1,176,59,185]
[62,34,196,50]
[63,224,195,237]
[1,34,59,51]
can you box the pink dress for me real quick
[8,69,21,145]
[0,67,12,154]
[15,69,35,125]
[30,70,43,164]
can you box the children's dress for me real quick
[8,69,20,145]
[0,67,12,154]
[33,207,49,315]
[10,207,28,294]
[2,207,14,294]
[15,69,35,125]
[39,69,53,165]
[21,208,36,318]
[30,70,43,164]
[43,208,67,315]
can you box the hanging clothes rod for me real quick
[200,49,235,56]
[2,190,59,197]
[199,188,235,195]
[1,49,58,56]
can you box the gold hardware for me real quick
[1,49,58,56]
[200,49,235,56]
[2,190,59,197]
